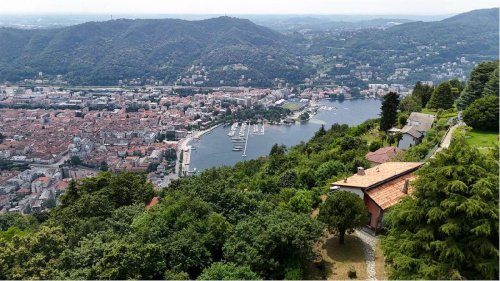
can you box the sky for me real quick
[0,0,498,15]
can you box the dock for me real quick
[182,146,191,176]
[242,121,250,157]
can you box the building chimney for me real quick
[401,179,410,194]
[357,167,365,176]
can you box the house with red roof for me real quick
[331,162,423,232]
[365,146,401,166]
[146,196,159,209]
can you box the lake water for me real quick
[189,99,381,171]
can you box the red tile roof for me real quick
[333,162,422,189]
[366,174,416,210]
[146,196,159,209]
[365,146,401,164]
[17,188,31,194]
[55,180,70,191]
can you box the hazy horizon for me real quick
[0,0,498,15]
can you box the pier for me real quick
[182,146,191,176]
[242,121,250,157]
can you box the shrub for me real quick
[462,95,499,131]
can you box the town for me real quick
[0,79,439,215]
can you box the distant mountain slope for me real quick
[0,8,498,86]
[385,8,498,42]
[0,16,307,86]
[313,8,499,62]
[382,8,499,58]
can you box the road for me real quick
[435,122,463,155]
[355,229,377,280]
[29,153,70,169]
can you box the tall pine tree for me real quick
[380,92,399,131]
[427,82,454,110]
[483,67,499,96]
[413,81,434,108]
[457,61,499,109]
[382,138,499,280]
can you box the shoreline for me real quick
[179,98,382,174]
[178,124,222,176]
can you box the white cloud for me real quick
[0,0,498,15]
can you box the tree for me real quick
[381,139,499,280]
[223,210,324,278]
[315,160,345,183]
[458,61,498,109]
[398,112,409,127]
[147,162,159,173]
[368,141,382,152]
[340,136,363,151]
[70,155,82,166]
[449,78,465,93]
[399,95,422,113]
[99,161,109,171]
[462,95,499,131]
[299,112,310,121]
[412,81,434,108]
[132,192,231,278]
[315,124,326,138]
[0,226,66,279]
[380,92,400,131]
[59,179,79,206]
[483,67,499,96]
[61,231,164,279]
[269,144,287,156]
[50,173,155,245]
[0,213,38,231]
[318,191,367,244]
[449,78,466,99]
[427,82,454,110]
[197,262,260,280]
[288,190,314,214]
[278,170,299,189]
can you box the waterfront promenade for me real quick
[176,124,222,176]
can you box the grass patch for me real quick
[362,128,382,144]
[465,130,499,148]
[421,108,437,115]
[304,234,368,280]
[439,112,458,118]
[283,102,303,111]
[421,108,457,119]
[375,240,387,280]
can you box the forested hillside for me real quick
[0,120,378,279]
[0,9,498,86]
[0,16,307,86]
[1,109,498,279]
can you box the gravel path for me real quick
[354,229,378,280]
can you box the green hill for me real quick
[0,9,498,86]
[0,16,307,86]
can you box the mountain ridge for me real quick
[0,8,498,86]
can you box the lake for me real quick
[189,99,381,171]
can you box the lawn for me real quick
[465,130,499,148]
[421,108,437,115]
[421,108,458,119]
[374,241,387,280]
[282,102,303,111]
[305,234,371,280]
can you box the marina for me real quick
[228,121,267,156]
[189,99,382,172]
